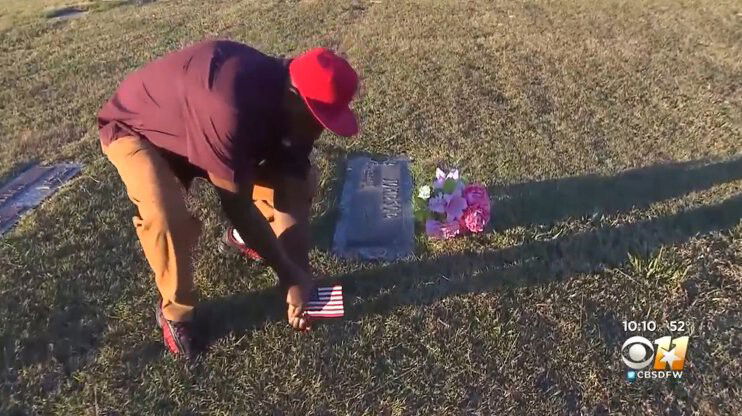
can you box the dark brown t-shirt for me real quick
[99,40,310,184]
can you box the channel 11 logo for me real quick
[621,335,689,382]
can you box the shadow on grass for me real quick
[0,169,138,400]
[1,166,112,375]
[308,143,348,251]
[44,0,156,20]
[0,241,106,383]
[340,193,741,317]
[492,157,742,229]
[200,156,741,347]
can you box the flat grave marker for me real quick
[0,163,82,236]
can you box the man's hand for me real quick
[282,265,315,332]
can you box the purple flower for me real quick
[425,219,443,238]
[440,220,462,239]
[444,190,468,221]
[428,195,446,214]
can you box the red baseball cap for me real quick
[289,48,359,137]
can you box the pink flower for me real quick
[444,190,468,221]
[460,205,489,233]
[428,195,446,214]
[425,219,442,238]
[462,184,490,210]
[440,220,462,239]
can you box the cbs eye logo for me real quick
[621,336,690,371]
[621,336,655,369]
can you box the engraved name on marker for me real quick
[381,178,400,219]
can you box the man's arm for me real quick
[209,174,314,331]
[209,172,314,331]
[209,172,299,282]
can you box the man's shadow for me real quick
[195,156,742,346]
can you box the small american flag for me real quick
[304,285,344,318]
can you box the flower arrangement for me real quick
[414,168,491,239]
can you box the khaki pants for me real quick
[104,136,315,322]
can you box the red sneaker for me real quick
[220,227,263,261]
[155,303,195,358]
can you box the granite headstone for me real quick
[332,156,414,260]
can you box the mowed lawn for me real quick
[1,0,740,414]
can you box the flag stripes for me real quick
[305,285,344,318]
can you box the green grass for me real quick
[0,0,134,30]
[1,0,741,414]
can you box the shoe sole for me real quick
[221,229,263,262]
[154,304,189,357]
